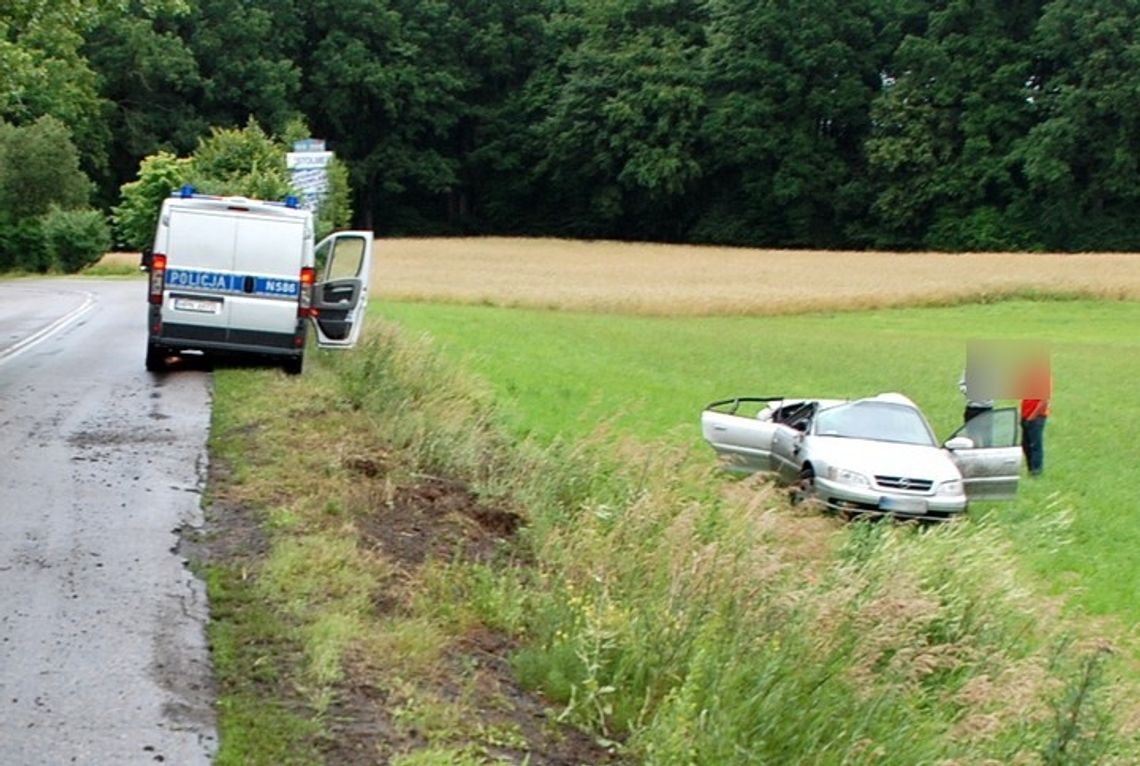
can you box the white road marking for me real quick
[0,289,97,366]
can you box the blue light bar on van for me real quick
[284,195,300,209]
[180,184,196,198]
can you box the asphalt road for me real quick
[0,278,216,764]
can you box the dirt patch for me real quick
[450,627,620,765]
[355,476,523,570]
[204,446,618,764]
[323,477,619,764]
[321,626,620,766]
[193,461,270,564]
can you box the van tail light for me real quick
[149,254,167,305]
[299,267,316,317]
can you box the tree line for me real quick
[4,0,1140,253]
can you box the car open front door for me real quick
[944,407,1022,500]
[312,231,374,348]
[701,397,785,475]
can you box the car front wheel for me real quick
[790,466,815,507]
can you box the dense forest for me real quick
[4,0,1140,252]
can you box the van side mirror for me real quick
[139,247,153,272]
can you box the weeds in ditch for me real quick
[207,323,1140,763]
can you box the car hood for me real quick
[806,436,960,482]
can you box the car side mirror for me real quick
[792,420,808,433]
[944,436,975,451]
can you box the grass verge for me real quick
[377,299,1140,629]
[204,319,1140,763]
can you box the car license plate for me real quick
[880,496,927,513]
[173,297,221,314]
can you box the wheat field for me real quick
[99,239,1140,315]
[371,238,1140,315]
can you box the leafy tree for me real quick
[188,119,293,199]
[0,116,91,219]
[426,0,552,232]
[186,0,302,131]
[83,3,205,205]
[695,0,885,247]
[3,1,190,199]
[515,0,708,239]
[1012,0,1140,250]
[0,3,109,182]
[112,150,193,250]
[864,1,1044,250]
[114,120,314,249]
[298,0,467,231]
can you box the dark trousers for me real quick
[1021,416,1047,475]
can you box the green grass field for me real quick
[377,298,1140,624]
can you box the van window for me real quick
[326,238,366,280]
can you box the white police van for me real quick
[145,189,373,374]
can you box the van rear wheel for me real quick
[283,355,303,376]
[145,343,166,373]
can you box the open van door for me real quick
[312,231,373,348]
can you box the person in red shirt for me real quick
[1019,354,1051,476]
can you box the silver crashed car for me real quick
[701,392,1021,520]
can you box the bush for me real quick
[0,216,48,272]
[0,116,91,220]
[188,120,294,201]
[41,207,112,273]
[112,151,193,251]
[114,119,314,251]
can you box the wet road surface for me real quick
[0,279,216,764]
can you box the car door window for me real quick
[774,402,815,431]
[948,408,1019,449]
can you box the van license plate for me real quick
[173,297,222,314]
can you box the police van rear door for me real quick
[312,231,374,348]
[163,205,237,337]
[226,208,307,344]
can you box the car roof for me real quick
[860,392,920,408]
[776,393,919,409]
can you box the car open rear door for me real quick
[312,231,373,348]
[701,397,785,475]
[944,407,1022,500]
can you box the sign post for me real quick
[286,139,333,215]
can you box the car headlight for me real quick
[936,479,964,496]
[827,467,871,487]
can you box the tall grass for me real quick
[306,325,1140,763]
